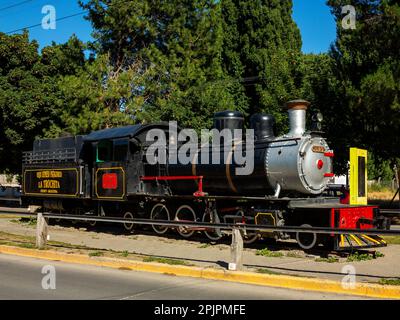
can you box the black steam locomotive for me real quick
[21,100,388,250]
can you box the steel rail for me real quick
[381,209,400,215]
[0,210,399,236]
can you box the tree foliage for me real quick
[0,0,398,180]
[221,0,302,131]
[0,32,85,171]
[324,0,400,172]
[79,0,239,130]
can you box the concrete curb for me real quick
[0,245,399,299]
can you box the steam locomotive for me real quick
[21,100,388,250]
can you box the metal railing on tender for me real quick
[22,148,77,164]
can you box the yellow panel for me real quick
[349,148,368,205]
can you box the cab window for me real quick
[113,138,129,161]
[96,140,112,162]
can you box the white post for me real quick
[229,227,243,271]
[36,213,48,249]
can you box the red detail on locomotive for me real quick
[317,160,324,170]
[331,206,376,230]
[340,189,350,204]
[140,175,206,197]
[324,173,335,177]
[324,152,334,158]
[102,173,118,189]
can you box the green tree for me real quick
[296,53,353,173]
[80,0,237,130]
[46,54,144,136]
[221,0,303,132]
[326,0,400,170]
[0,32,85,172]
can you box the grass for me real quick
[0,215,25,219]
[10,217,37,227]
[120,250,129,257]
[378,278,400,286]
[345,251,385,262]
[16,242,37,249]
[0,231,37,248]
[48,240,93,250]
[255,248,284,258]
[346,252,374,262]
[256,268,282,275]
[0,240,37,249]
[382,236,400,245]
[198,243,211,249]
[142,256,192,266]
[88,251,104,257]
[368,184,392,193]
[286,252,303,258]
[315,257,339,263]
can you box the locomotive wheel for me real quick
[174,205,196,238]
[235,211,259,245]
[296,224,317,250]
[150,204,170,235]
[242,232,259,245]
[123,211,134,232]
[88,219,97,227]
[202,211,222,241]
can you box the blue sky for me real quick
[0,0,337,54]
[292,0,337,53]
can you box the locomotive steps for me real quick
[0,244,399,299]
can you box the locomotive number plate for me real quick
[312,145,326,153]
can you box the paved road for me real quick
[0,254,368,300]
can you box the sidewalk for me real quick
[0,216,399,284]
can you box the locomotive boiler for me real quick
[167,100,333,197]
[21,99,389,250]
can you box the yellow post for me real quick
[349,148,368,205]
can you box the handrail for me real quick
[22,148,77,164]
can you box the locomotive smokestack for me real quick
[286,100,310,137]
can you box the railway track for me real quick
[381,209,400,215]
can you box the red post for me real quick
[194,176,206,197]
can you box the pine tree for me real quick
[221,0,302,132]
[80,0,237,130]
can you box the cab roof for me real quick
[83,123,173,142]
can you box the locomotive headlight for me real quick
[311,112,323,131]
[312,112,323,123]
